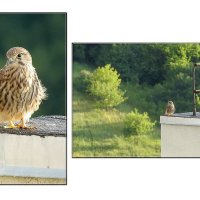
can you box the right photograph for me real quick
[72,43,200,158]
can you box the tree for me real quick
[87,64,126,108]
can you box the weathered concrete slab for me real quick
[162,112,200,118]
[0,115,66,137]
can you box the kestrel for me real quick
[165,101,175,116]
[0,47,47,128]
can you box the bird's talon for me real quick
[17,124,35,129]
[3,125,17,129]
[4,121,17,129]
[17,124,26,129]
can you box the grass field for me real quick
[73,62,161,157]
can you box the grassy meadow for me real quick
[73,62,161,157]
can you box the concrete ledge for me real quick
[0,116,66,181]
[160,112,200,126]
[160,113,200,157]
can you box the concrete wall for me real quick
[0,133,66,184]
[160,113,200,157]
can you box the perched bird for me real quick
[0,47,47,128]
[165,101,175,116]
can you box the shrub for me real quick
[124,109,155,136]
[87,64,126,108]
[74,69,92,91]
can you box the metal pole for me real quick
[193,65,196,116]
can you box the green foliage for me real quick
[73,44,86,62]
[197,95,200,108]
[73,43,200,86]
[97,44,135,82]
[87,64,126,108]
[73,43,200,117]
[73,44,168,84]
[74,69,92,91]
[73,62,160,157]
[124,109,155,136]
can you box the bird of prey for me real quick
[165,101,175,116]
[0,47,47,128]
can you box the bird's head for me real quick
[6,47,32,65]
[168,101,174,105]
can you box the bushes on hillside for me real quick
[87,64,127,108]
[73,44,200,122]
[123,109,155,136]
[75,69,92,91]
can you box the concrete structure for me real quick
[0,116,66,184]
[160,112,200,157]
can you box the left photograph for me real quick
[0,13,66,184]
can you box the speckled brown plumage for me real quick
[165,101,175,116]
[0,47,47,128]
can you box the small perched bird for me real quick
[165,101,175,116]
[0,47,47,128]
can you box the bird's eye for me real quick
[17,54,22,58]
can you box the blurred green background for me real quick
[0,13,66,116]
